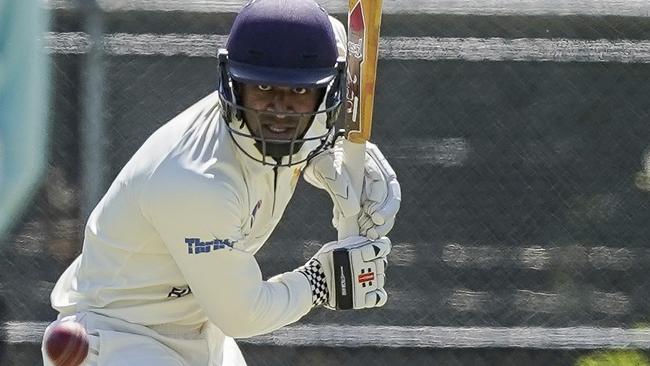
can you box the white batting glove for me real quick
[296,236,391,310]
[304,140,401,239]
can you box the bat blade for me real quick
[338,0,383,240]
[344,0,383,144]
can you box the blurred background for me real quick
[2,0,650,365]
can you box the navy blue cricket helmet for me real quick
[217,0,346,167]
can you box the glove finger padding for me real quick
[301,236,391,310]
[303,146,362,221]
[365,288,388,308]
[358,237,391,261]
[361,143,401,234]
[373,257,386,288]
[305,140,401,238]
[375,273,386,289]
[364,216,395,241]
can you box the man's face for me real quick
[239,83,323,141]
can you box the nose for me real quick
[267,91,294,117]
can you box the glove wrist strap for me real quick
[296,258,328,307]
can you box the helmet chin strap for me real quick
[254,139,305,161]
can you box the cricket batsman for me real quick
[42,0,401,364]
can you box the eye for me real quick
[257,85,272,91]
[291,87,308,95]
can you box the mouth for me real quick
[267,125,289,133]
[261,124,297,141]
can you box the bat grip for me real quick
[337,139,366,240]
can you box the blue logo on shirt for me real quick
[185,238,234,254]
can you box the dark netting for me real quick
[2,1,650,365]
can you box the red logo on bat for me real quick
[358,271,375,283]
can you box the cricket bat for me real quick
[338,0,384,240]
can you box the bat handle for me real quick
[338,138,366,240]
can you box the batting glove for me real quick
[296,236,391,310]
[304,140,401,239]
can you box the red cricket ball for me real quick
[44,321,89,366]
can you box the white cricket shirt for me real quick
[50,17,347,361]
[51,92,315,339]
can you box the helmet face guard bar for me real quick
[217,50,346,167]
[219,91,339,167]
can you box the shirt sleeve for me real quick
[140,166,313,338]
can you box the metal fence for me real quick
[2,0,650,365]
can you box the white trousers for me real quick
[41,312,246,366]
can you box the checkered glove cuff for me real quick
[296,258,328,306]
